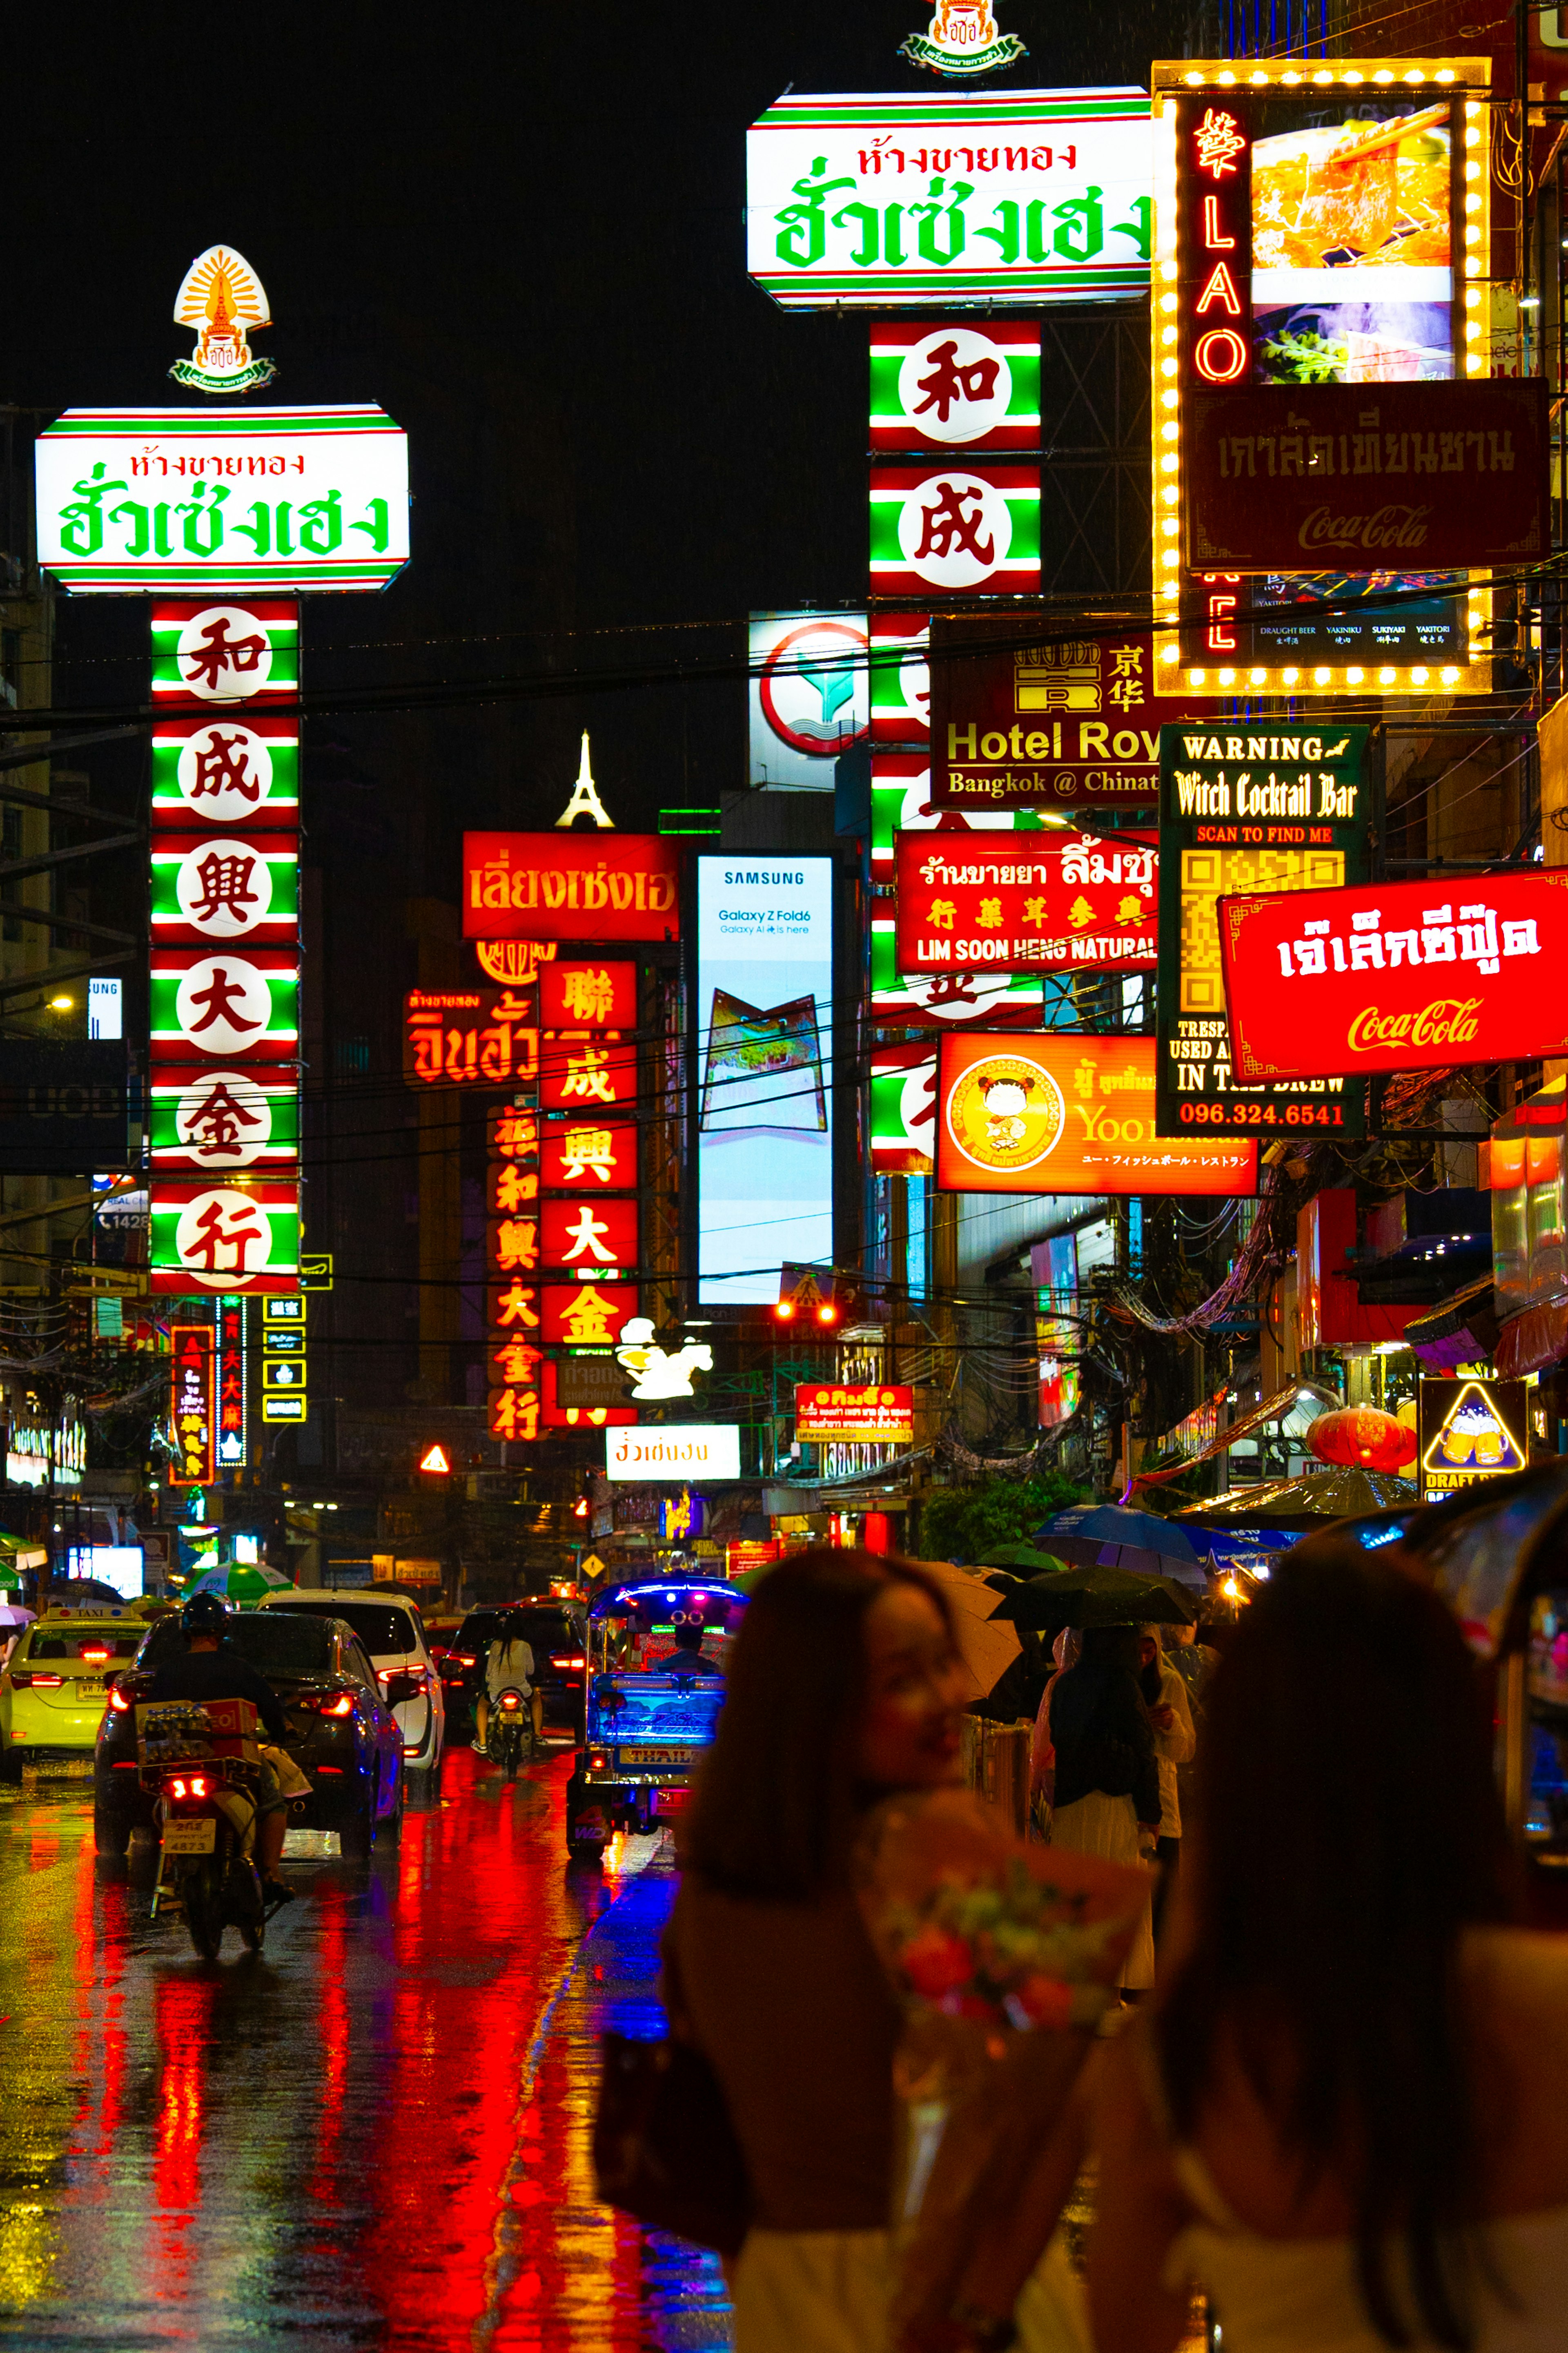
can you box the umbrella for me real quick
[1032,1504,1209,1588]
[1175,1466,1417,1528]
[905,1559,1022,1703]
[988,1561,1198,1633]
[0,1606,33,1630]
[185,1560,294,1609]
[973,1543,1071,1576]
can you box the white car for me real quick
[258,1591,445,1782]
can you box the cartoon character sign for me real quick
[944,1052,1065,1177]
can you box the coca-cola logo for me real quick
[1347,998,1483,1053]
[1298,504,1432,554]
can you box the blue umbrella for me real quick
[1033,1503,1209,1585]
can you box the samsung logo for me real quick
[723,870,806,885]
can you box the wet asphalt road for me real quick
[0,1747,729,2351]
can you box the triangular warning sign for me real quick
[1420,1381,1525,1483]
[419,1442,452,1475]
[788,1271,826,1313]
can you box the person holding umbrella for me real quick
[1046,1625,1161,1991]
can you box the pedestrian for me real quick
[1137,1622,1195,1938]
[662,1548,970,2352]
[1045,1626,1161,1991]
[1088,1539,1568,2353]
[1028,1626,1080,1819]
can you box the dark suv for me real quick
[94,1609,411,1859]
[445,1602,587,1745]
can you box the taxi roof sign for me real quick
[418,1442,452,1476]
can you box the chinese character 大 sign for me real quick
[894,829,1156,974]
[36,405,409,593]
[1219,871,1568,1081]
[747,87,1152,307]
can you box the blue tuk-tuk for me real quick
[564,1577,745,1857]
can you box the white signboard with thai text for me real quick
[605,1425,743,1481]
[746,87,1151,308]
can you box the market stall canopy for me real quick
[1175,1464,1417,1528]
[987,1561,1198,1633]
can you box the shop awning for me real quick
[1496,1295,1568,1380]
[1404,1275,1501,1373]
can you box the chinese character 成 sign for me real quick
[870,463,1039,596]
[35,404,410,593]
[894,830,1157,974]
[1219,871,1568,1081]
[936,1031,1256,1198]
[746,87,1152,307]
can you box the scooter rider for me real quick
[476,1610,541,1755]
[146,1593,294,1905]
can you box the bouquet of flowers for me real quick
[857,1787,1149,2346]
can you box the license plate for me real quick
[163,1818,217,1855]
[617,1746,695,1771]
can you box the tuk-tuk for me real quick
[564,1577,746,1857]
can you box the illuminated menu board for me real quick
[1149,55,1493,699]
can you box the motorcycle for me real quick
[490,1685,533,1782]
[149,1755,267,1959]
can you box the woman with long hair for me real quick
[1046,1624,1162,1989]
[663,1547,970,2352]
[1089,1541,1568,2352]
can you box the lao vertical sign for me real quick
[1155,723,1371,1139]
[35,405,410,593]
[747,88,1153,307]
[1219,871,1568,1081]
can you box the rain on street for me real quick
[0,1749,727,2352]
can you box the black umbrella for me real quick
[987,1561,1198,1633]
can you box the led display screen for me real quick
[697,856,833,1306]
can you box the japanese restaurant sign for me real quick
[936,1032,1256,1197]
[1155,723,1370,1138]
[1183,380,1548,573]
[1219,871,1568,1082]
[402,989,539,1089]
[929,620,1178,810]
[35,404,410,593]
[746,87,1153,308]
[462,833,680,943]
[894,830,1156,973]
[795,1385,915,1444]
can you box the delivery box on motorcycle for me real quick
[135,1697,262,1769]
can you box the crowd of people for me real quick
[653,1541,1568,2353]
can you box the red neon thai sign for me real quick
[1219,872,1568,1081]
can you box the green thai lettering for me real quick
[107,499,150,556]
[59,463,126,557]
[176,480,228,556]
[298,487,342,554]
[775,159,857,265]
[974,200,1019,264]
[909,178,972,265]
[1113,196,1152,261]
[1051,187,1104,262]
[830,199,879,266]
[231,502,272,556]
[275,503,293,558]
[883,204,905,266]
[350,498,389,553]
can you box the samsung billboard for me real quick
[696,856,834,1305]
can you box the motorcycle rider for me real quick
[476,1610,541,1756]
[146,1592,294,1905]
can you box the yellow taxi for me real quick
[0,1607,147,1780]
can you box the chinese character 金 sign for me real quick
[35,405,410,593]
[1182,381,1548,574]
[1150,60,1493,696]
[463,833,680,943]
[1218,871,1568,1081]
[746,88,1152,308]
[403,990,539,1089]
[894,830,1156,975]
[169,1324,215,1485]
[936,1032,1257,1198]
[148,595,301,1296]
[930,620,1183,810]
[1155,723,1370,1139]
[795,1385,915,1445]
[1419,1378,1527,1497]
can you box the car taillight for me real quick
[16,1673,62,1689]
[188,1776,208,1799]
[379,1666,426,1692]
[588,1749,608,1772]
[453,1653,477,1667]
[80,1647,111,1663]
[108,1686,131,1713]
[298,1690,355,1717]
[550,1654,586,1671]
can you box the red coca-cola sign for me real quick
[1219,872,1568,1082]
[893,830,1157,975]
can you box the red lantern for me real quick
[1308,1406,1417,1474]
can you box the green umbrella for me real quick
[185,1560,294,1610]
[987,1560,1198,1633]
[973,1543,1072,1575]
